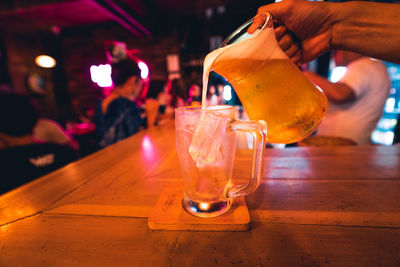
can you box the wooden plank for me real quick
[251,210,400,227]
[135,147,400,181]
[3,131,397,226]
[148,186,250,231]
[1,213,400,266]
[113,147,400,182]
[246,180,400,214]
[0,121,176,226]
[255,155,399,180]
[264,144,400,157]
[37,147,400,228]
[45,204,150,218]
[41,157,179,214]
[0,124,399,266]
[45,205,400,228]
[43,178,400,228]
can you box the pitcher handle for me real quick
[228,119,267,198]
[220,13,272,47]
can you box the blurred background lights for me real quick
[138,61,149,79]
[90,64,112,87]
[384,97,396,113]
[371,130,394,146]
[223,84,232,101]
[329,66,347,82]
[35,55,56,68]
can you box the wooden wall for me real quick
[2,22,185,124]
[3,31,60,120]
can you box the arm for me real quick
[34,119,79,150]
[331,1,400,64]
[303,71,355,104]
[251,0,400,64]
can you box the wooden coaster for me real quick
[148,186,250,231]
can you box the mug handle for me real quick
[228,120,267,198]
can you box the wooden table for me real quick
[1,120,400,266]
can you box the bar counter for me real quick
[1,120,400,266]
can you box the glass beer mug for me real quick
[203,13,328,144]
[175,105,267,218]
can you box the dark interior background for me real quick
[1,0,398,126]
[0,0,272,124]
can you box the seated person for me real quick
[95,58,144,148]
[34,118,79,150]
[188,83,202,106]
[145,79,166,128]
[156,78,187,122]
[206,84,219,106]
[169,78,187,109]
[0,93,77,194]
[304,50,391,145]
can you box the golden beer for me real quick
[212,58,328,143]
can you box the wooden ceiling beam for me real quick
[92,0,151,38]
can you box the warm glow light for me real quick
[330,66,347,82]
[199,202,210,210]
[90,64,112,87]
[384,97,396,113]
[371,130,394,145]
[138,61,149,79]
[35,55,56,68]
[223,85,232,101]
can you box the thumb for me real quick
[248,13,269,33]
[248,2,285,33]
[257,1,286,21]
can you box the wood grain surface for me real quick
[1,120,400,266]
[148,186,250,231]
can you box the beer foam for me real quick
[201,15,288,106]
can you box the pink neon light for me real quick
[141,135,156,162]
[138,61,149,79]
[90,64,112,87]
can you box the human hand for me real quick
[275,25,302,66]
[249,0,334,64]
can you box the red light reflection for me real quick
[141,135,156,162]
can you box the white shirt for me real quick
[317,57,391,145]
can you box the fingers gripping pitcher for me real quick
[202,13,327,144]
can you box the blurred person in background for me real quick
[304,50,391,145]
[168,78,187,109]
[0,93,77,194]
[156,79,171,116]
[216,83,226,105]
[206,84,219,106]
[94,58,144,148]
[34,118,79,150]
[188,83,202,106]
[145,79,165,128]
[155,78,188,123]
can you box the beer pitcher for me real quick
[203,13,328,144]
